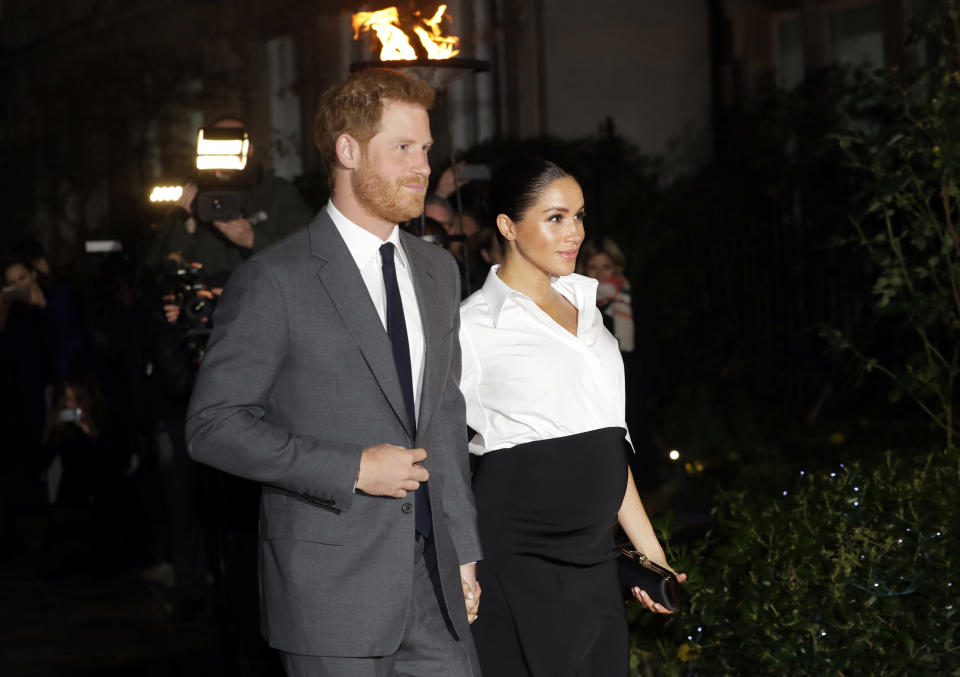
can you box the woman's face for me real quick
[4,263,35,288]
[585,253,619,282]
[501,176,585,277]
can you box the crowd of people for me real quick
[1,67,675,677]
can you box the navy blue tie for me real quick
[380,242,432,537]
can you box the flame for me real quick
[413,5,460,60]
[352,7,417,61]
[353,5,460,61]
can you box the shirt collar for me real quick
[481,265,599,328]
[326,200,408,271]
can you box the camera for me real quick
[193,125,253,224]
[157,258,219,367]
[196,190,248,223]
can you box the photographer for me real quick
[145,116,314,280]
[132,258,223,619]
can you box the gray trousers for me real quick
[280,536,480,677]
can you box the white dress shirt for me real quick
[327,201,425,420]
[459,265,630,455]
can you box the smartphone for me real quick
[58,408,83,423]
[459,164,491,181]
[1,285,30,302]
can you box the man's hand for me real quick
[460,563,480,624]
[356,444,429,498]
[435,161,469,199]
[213,217,255,249]
[178,183,199,234]
[178,183,198,211]
[162,293,180,324]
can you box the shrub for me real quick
[631,449,959,675]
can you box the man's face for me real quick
[351,101,432,224]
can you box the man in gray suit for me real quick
[186,68,482,676]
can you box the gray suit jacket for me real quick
[186,210,482,656]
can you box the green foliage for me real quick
[827,1,960,449]
[632,449,960,676]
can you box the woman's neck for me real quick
[497,257,554,305]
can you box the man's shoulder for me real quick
[245,217,319,274]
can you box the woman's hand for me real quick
[460,563,481,624]
[631,570,687,614]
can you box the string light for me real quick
[672,453,952,669]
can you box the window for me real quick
[265,35,303,180]
[829,3,884,70]
[776,17,805,89]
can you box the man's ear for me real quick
[335,134,361,170]
[496,214,516,243]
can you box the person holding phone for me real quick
[459,158,685,676]
[38,376,142,575]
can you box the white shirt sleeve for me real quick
[458,314,488,450]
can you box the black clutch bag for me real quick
[616,548,681,611]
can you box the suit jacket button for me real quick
[401,502,413,514]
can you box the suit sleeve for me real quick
[435,257,483,564]
[186,257,361,511]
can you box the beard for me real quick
[352,159,427,224]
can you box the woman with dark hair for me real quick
[459,158,684,675]
[38,374,144,574]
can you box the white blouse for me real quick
[459,266,630,455]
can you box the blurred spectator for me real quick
[38,374,146,576]
[1,258,59,550]
[472,226,503,267]
[404,215,448,247]
[580,238,635,352]
[424,194,456,242]
[135,268,214,620]
[579,238,663,491]
[7,240,87,378]
[145,116,314,279]
[423,193,484,297]
[433,160,470,200]
[10,237,52,277]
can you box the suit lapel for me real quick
[402,232,448,443]
[310,212,412,438]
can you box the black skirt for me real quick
[470,427,630,677]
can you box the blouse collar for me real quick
[480,264,599,328]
